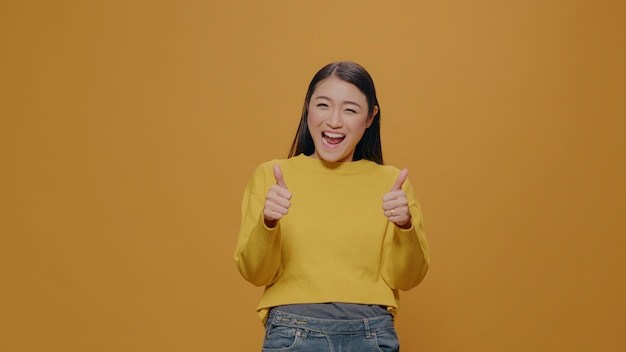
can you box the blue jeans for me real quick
[262,309,400,352]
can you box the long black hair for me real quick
[287,61,383,165]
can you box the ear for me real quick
[366,105,379,128]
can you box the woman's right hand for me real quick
[263,164,292,228]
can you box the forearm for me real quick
[234,214,283,286]
[381,214,430,290]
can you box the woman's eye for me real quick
[345,109,357,114]
[316,103,328,108]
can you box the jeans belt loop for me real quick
[363,318,372,338]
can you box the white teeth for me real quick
[324,132,345,138]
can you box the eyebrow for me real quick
[314,96,362,108]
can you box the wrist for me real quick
[264,218,278,229]
[397,218,412,230]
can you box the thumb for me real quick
[273,164,287,188]
[390,169,408,191]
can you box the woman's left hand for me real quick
[382,169,412,229]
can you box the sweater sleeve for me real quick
[233,165,283,287]
[380,177,430,291]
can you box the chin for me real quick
[319,151,351,163]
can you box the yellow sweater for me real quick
[234,154,430,322]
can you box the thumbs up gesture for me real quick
[263,164,292,228]
[382,169,412,229]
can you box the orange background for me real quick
[1,1,624,351]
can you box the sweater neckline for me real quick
[291,154,378,174]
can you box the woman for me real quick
[235,61,430,351]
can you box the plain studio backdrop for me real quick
[1,1,624,351]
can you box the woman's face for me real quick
[307,76,378,163]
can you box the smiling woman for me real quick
[289,61,383,164]
[307,76,378,163]
[234,61,430,352]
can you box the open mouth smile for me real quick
[322,131,345,147]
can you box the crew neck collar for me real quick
[291,154,377,174]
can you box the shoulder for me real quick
[378,163,402,174]
[247,157,299,181]
[252,158,292,173]
[368,162,404,178]
[369,163,417,194]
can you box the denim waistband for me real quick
[267,309,395,335]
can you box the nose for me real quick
[326,109,343,128]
